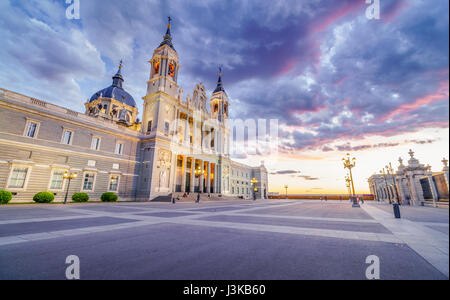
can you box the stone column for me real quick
[190,158,195,193]
[199,160,204,193]
[184,117,190,146]
[169,153,177,193]
[428,175,439,207]
[207,162,211,194]
[181,156,186,192]
[214,164,218,194]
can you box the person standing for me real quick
[196,192,201,204]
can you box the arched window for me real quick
[168,63,175,78]
[153,61,160,76]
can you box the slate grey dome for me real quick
[89,62,136,108]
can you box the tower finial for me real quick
[159,16,176,51]
[214,66,225,93]
[119,59,123,69]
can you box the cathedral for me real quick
[0,20,268,203]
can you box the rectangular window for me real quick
[8,167,29,189]
[26,122,38,138]
[61,130,73,145]
[91,137,101,151]
[109,175,120,192]
[147,121,153,133]
[115,143,124,155]
[50,170,65,190]
[83,173,95,191]
[164,122,170,135]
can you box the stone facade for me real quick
[368,150,449,207]
[0,21,268,203]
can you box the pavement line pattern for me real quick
[0,201,404,247]
[223,212,379,224]
[361,203,449,278]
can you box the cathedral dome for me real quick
[89,62,136,108]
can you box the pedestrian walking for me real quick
[196,192,200,203]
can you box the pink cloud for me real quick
[310,1,364,34]
[276,59,297,76]
[379,81,449,122]
[383,0,409,23]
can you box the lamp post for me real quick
[342,153,358,207]
[194,165,202,193]
[251,178,259,201]
[284,185,289,200]
[342,153,356,195]
[345,174,352,198]
[63,171,78,205]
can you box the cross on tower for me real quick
[168,16,172,24]
[408,149,415,158]
[442,158,448,168]
[398,157,403,165]
[119,59,123,69]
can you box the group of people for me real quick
[318,195,365,204]
[172,192,210,204]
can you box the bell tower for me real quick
[142,17,181,135]
[210,68,229,123]
[146,17,180,98]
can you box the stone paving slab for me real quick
[198,215,391,234]
[136,212,198,218]
[0,217,138,238]
[0,200,448,280]
[187,206,249,213]
[0,207,86,220]
[426,225,449,235]
[247,202,374,220]
[372,203,449,223]
[0,223,445,280]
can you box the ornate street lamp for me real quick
[63,171,78,204]
[251,177,259,201]
[194,165,203,193]
[345,174,352,197]
[342,153,356,195]
[342,153,358,207]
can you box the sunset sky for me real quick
[0,0,448,194]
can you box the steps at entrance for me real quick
[171,193,247,203]
[151,194,173,202]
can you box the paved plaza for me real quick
[0,200,448,280]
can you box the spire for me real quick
[214,67,226,93]
[112,60,124,89]
[159,16,175,51]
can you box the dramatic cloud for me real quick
[270,170,301,175]
[0,0,448,152]
[297,175,320,181]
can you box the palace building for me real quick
[368,150,449,207]
[0,21,268,203]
